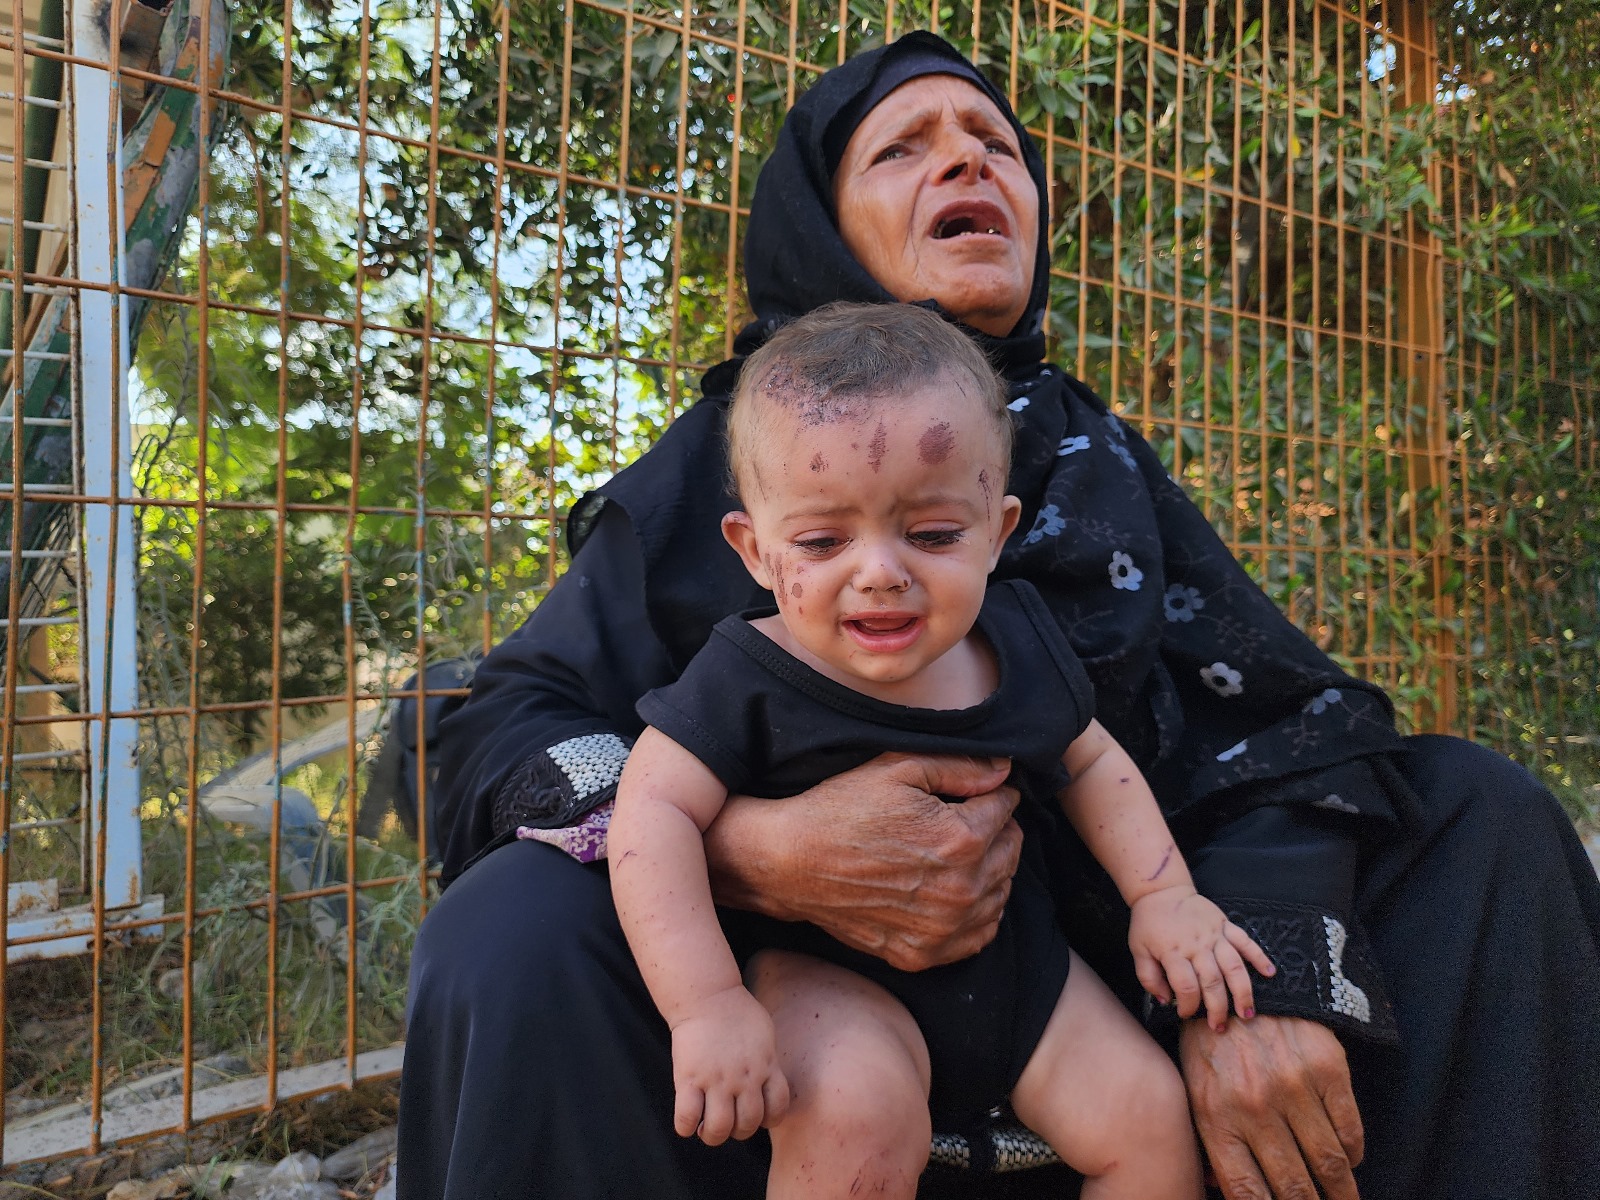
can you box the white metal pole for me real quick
[73,0,143,914]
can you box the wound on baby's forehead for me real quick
[753,362,873,428]
[918,421,956,465]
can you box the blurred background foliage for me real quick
[128,0,1597,841]
[2,0,1590,1108]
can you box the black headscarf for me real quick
[736,30,1051,374]
[572,33,1413,832]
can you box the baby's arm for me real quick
[608,726,790,1144]
[1059,720,1274,1029]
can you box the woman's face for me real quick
[833,76,1040,337]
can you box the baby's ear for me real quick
[721,511,771,587]
[993,495,1024,566]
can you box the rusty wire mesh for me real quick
[1,0,1595,1169]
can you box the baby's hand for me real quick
[669,986,791,1145]
[1128,888,1276,1031]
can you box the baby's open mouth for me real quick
[849,616,918,634]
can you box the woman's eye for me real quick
[909,529,964,548]
[872,143,909,164]
[985,137,1017,157]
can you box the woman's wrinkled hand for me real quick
[1181,1014,1364,1200]
[705,752,1021,971]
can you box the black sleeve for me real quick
[1111,414,1408,1043]
[433,502,675,885]
[1186,806,1399,1044]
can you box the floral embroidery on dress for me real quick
[1303,688,1343,715]
[518,800,614,863]
[1025,503,1067,545]
[1200,661,1244,697]
[1217,739,1248,762]
[1313,793,1361,814]
[1108,550,1143,590]
[1102,412,1138,470]
[1057,435,1090,456]
[1163,584,1204,622]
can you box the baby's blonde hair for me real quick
[726,302,1013,499]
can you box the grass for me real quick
[5,808,425,1106]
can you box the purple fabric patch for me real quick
[518,799,613,863]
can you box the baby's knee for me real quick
[1098,1046,1193,1159]
[770,1058,931,1195]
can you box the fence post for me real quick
[1392,0,1456,734]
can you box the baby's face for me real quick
[721,374,1021,695]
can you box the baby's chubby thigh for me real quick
[1010,950,1201,1200]
[747,949,933,1200]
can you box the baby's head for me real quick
[721,302,1022,695]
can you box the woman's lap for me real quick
[1350,734,1600,1200]
[400,736,1600,1200]
[397,839,770,1200]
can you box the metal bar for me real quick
[0,153,68,170]
[0,89,65,108]
[10,816,79,831]
[7,748,87,763]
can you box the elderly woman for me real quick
[397,32,1600,1200]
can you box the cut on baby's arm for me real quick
[1058,720,1275,1030]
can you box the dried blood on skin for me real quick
[790,582,803,599]
[977,469,993,519]
[809,452,828,473]
[866,420,889,472]
[757,363,869,427]
[918,421,956,465]
[764,552,788,602]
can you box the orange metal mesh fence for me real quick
[1,0,1594,1168]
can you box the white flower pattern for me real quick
[1025,504,1067,545]
[1304,688,1343,715]
[1108,550,1143,591]
[1057,435,1091,456]
[1200,661,1244,697]
[1217,740,1248,762]
[1008,396,1031,411]
[1163,584,1204,623]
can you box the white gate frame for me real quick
[6,0,161,962]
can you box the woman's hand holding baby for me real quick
[1128,887,1276,1030]
[705,752,1023,971]
[669,984,790,1145]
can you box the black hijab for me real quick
[736,30,1051,374]
[573,33,1412,831]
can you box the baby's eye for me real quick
[908,529,964,548]
[795,536,844,555]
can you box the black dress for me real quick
[638,581,1092,1128]
[398,32,1600,1200]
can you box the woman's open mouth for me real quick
[929,200,1009,241]
[844,615,925,653]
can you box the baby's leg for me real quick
[1010,950,1202,1200]
[746,949,932,1200]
